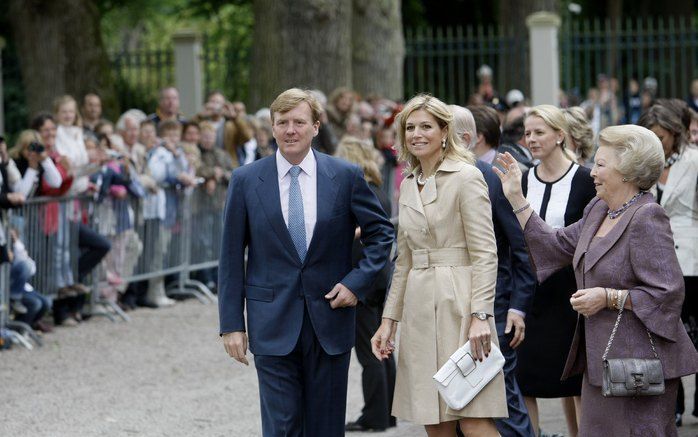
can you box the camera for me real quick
[28,142,45,153]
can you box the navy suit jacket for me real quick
[475,160,535,333]
[218,151,394,356]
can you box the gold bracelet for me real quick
[611,289,616,310]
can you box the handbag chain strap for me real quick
[601,291,659,361]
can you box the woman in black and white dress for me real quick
[515,105,596,437]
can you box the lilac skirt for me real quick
[579,374,679,437]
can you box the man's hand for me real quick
[324,283,358,309]
[222,331,249,365]
[571,287,606,318]
[504,311,526,348]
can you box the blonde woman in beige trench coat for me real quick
[371,94,507,437]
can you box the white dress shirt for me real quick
[276,149,317,249]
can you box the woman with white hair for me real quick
[495,124,698,436]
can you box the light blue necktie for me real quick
[288,166,307,261]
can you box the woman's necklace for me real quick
[416,172,434,186]
[607,191,645,219]
[665,152,679,168]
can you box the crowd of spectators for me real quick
[1,66,697,432]
[0,87,264,337]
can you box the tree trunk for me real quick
[498,0,558,96]
[8,0,118,120]
[249,0,352,110]
[352,0,405,101]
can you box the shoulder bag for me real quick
[601,292,665,397]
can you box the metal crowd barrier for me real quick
[0,215,42,350]
[90,184,224,317]
[0,184,226,342]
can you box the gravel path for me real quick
[2,300,696,436]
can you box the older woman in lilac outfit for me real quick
[494,125,698,437]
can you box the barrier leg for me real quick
[6,320,43,347]
[166,273,208,304]
[7,329,34,350]
[100,298,131,322]
[181,279,217,303]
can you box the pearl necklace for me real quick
[665,152,679,168]
[417,172,434,186]
[607,191,645,220]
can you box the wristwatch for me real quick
[471,312,492,321]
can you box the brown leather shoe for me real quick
[32,320,54,333]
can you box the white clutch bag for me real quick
[432,340,505,410]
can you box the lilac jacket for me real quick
[524,194,698,386]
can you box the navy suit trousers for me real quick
[495,332,536,437]
[254,305,351,437]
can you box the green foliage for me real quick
[1,40,29,139]
[101,0,254,112]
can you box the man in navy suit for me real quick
[219,88,394,436]
[452,105,536,437]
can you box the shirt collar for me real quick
[276,148,316,180]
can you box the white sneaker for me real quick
[155,296,176,307]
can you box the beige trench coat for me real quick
[383,158,507,425]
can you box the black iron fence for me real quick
[4,16,696,137]
[560,16,698,101]
[403,25,529,104]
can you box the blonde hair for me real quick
[395,94,475,172]
[53,95,82,127]
[598,125,664,190]
[270,88,322,124]
[563,107,594,162]
[335,136,383,186]
[526,104,569,148]
[449,105,477,149]
[10,130,41,160]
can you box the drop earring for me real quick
[441,139,447,149]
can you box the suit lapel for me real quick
[255,157,300,262]
[305,152,339,262]
[580,194,653,273]
[572,198,604,271]
[399,158,463,227]
[661,156,690,207]
[400,172,428,217]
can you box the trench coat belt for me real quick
[411,248,471,269]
